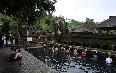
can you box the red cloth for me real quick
[82,52,86,57]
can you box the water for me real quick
[26,47,116,73]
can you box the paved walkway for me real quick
[0,47,56,73]
[0,47,21,73]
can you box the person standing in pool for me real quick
[106,56,112,64]
[81,50,86,57]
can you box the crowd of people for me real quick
[2,34,18,47]
[1,32,113,67]
[51,43,113,66]
[1,34,22,66]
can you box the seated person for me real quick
[14,49,22,65]
[9,49,16,61]
[73,49,78,57]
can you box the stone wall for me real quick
[20,49,57,73]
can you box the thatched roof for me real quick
[71,26,93,33]
[98,16,116,28]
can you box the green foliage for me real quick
[9,19,17,26]
[0,13,19,27]
[112,30,116,34]
[67,18,98,33]
[40,20,52,31]
[0,13,11,24]
[0,0,57,25]
[64,22,70,34]
[69,19,83,29]
[83,18,96,28]
[83,18,97,32]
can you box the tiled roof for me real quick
[71,26,93,33]
[98,16,116,28]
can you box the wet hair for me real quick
[18,49,21,52]
[12,48,16,51]
[78,54,81,56]
[54,45,57,48]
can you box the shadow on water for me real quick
[26,47,116,73]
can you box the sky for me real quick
[53,0,116,22]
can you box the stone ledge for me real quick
[20,49,57,73]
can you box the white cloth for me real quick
[14,52,22,59]
[13,39,15,44]
[4,39,6,45]
[2,35,6,40]
[106,57,112,64]
[8,40,11,45]
[66,50,70,53]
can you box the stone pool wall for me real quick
[20,49,57,73]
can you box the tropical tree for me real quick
[82,18,97,32]
[67,19,83,30]
[0,0,57,26]
[83,18,96,27]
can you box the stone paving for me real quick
[0,47,57,73]
[0,47,21,73]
